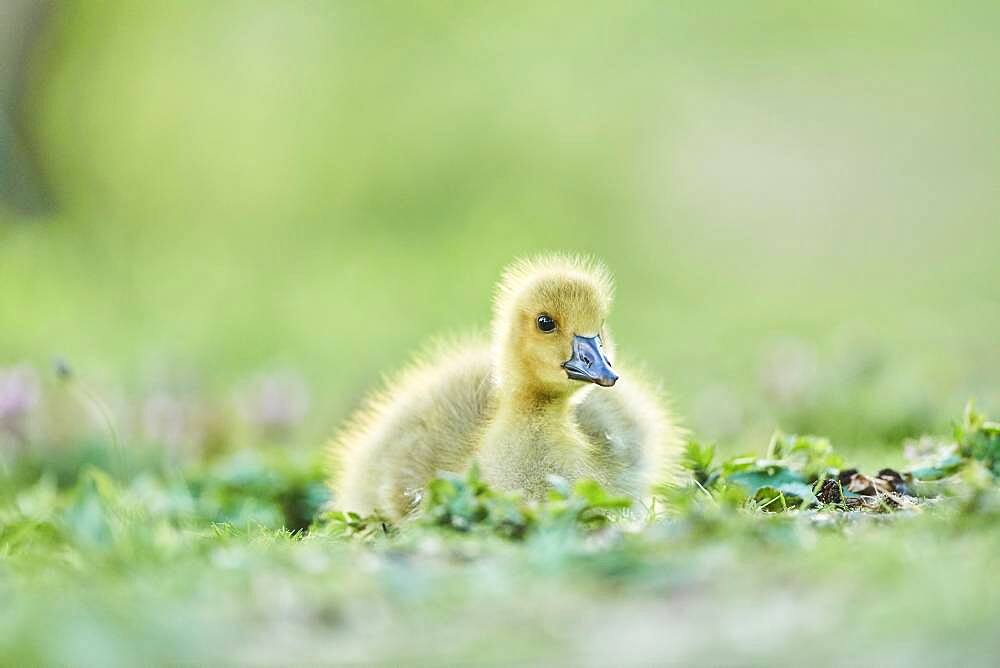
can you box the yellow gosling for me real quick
[330,255,684,519]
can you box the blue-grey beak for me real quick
[562,335,618,387]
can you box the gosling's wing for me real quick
[573,367,684,495]
[330,338,495,517]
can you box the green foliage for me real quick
[726,467,816,508]
[0,444,328,569]
[419,466,632,540]
[673,407,1000,514]
[187,449,330,532]
[319,510,395,541]
[684,433,840,509]
[957,403,1000,476]
[3,406,1000,665]
[908,403,1000,482]
[683,441,720,488]
[763,432,843,480]
[908,454,964,481]
[723,432,843,508]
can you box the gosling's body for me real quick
[331,256,683,519]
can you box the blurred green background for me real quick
[2,0,999,462]
[3,3,1000,666]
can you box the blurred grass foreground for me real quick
[1,2,999,666]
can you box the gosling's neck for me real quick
[505,382,576,413]
[493,366,583,426]
[477,373,594,495]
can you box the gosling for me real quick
[330,255,683,519]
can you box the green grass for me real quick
[2,407,1000,665]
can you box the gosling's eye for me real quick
[536,314,557,333]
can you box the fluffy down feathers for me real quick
[329,255,683,519]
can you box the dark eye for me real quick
[536,314,557,333]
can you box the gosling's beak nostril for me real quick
[562,335,618,387]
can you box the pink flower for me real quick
[235,369,311,435]
[0,364,40,435]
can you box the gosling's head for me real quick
[492,254,618,396]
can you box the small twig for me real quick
[55,358,125,474]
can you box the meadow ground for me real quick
[2,407,1000,665]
